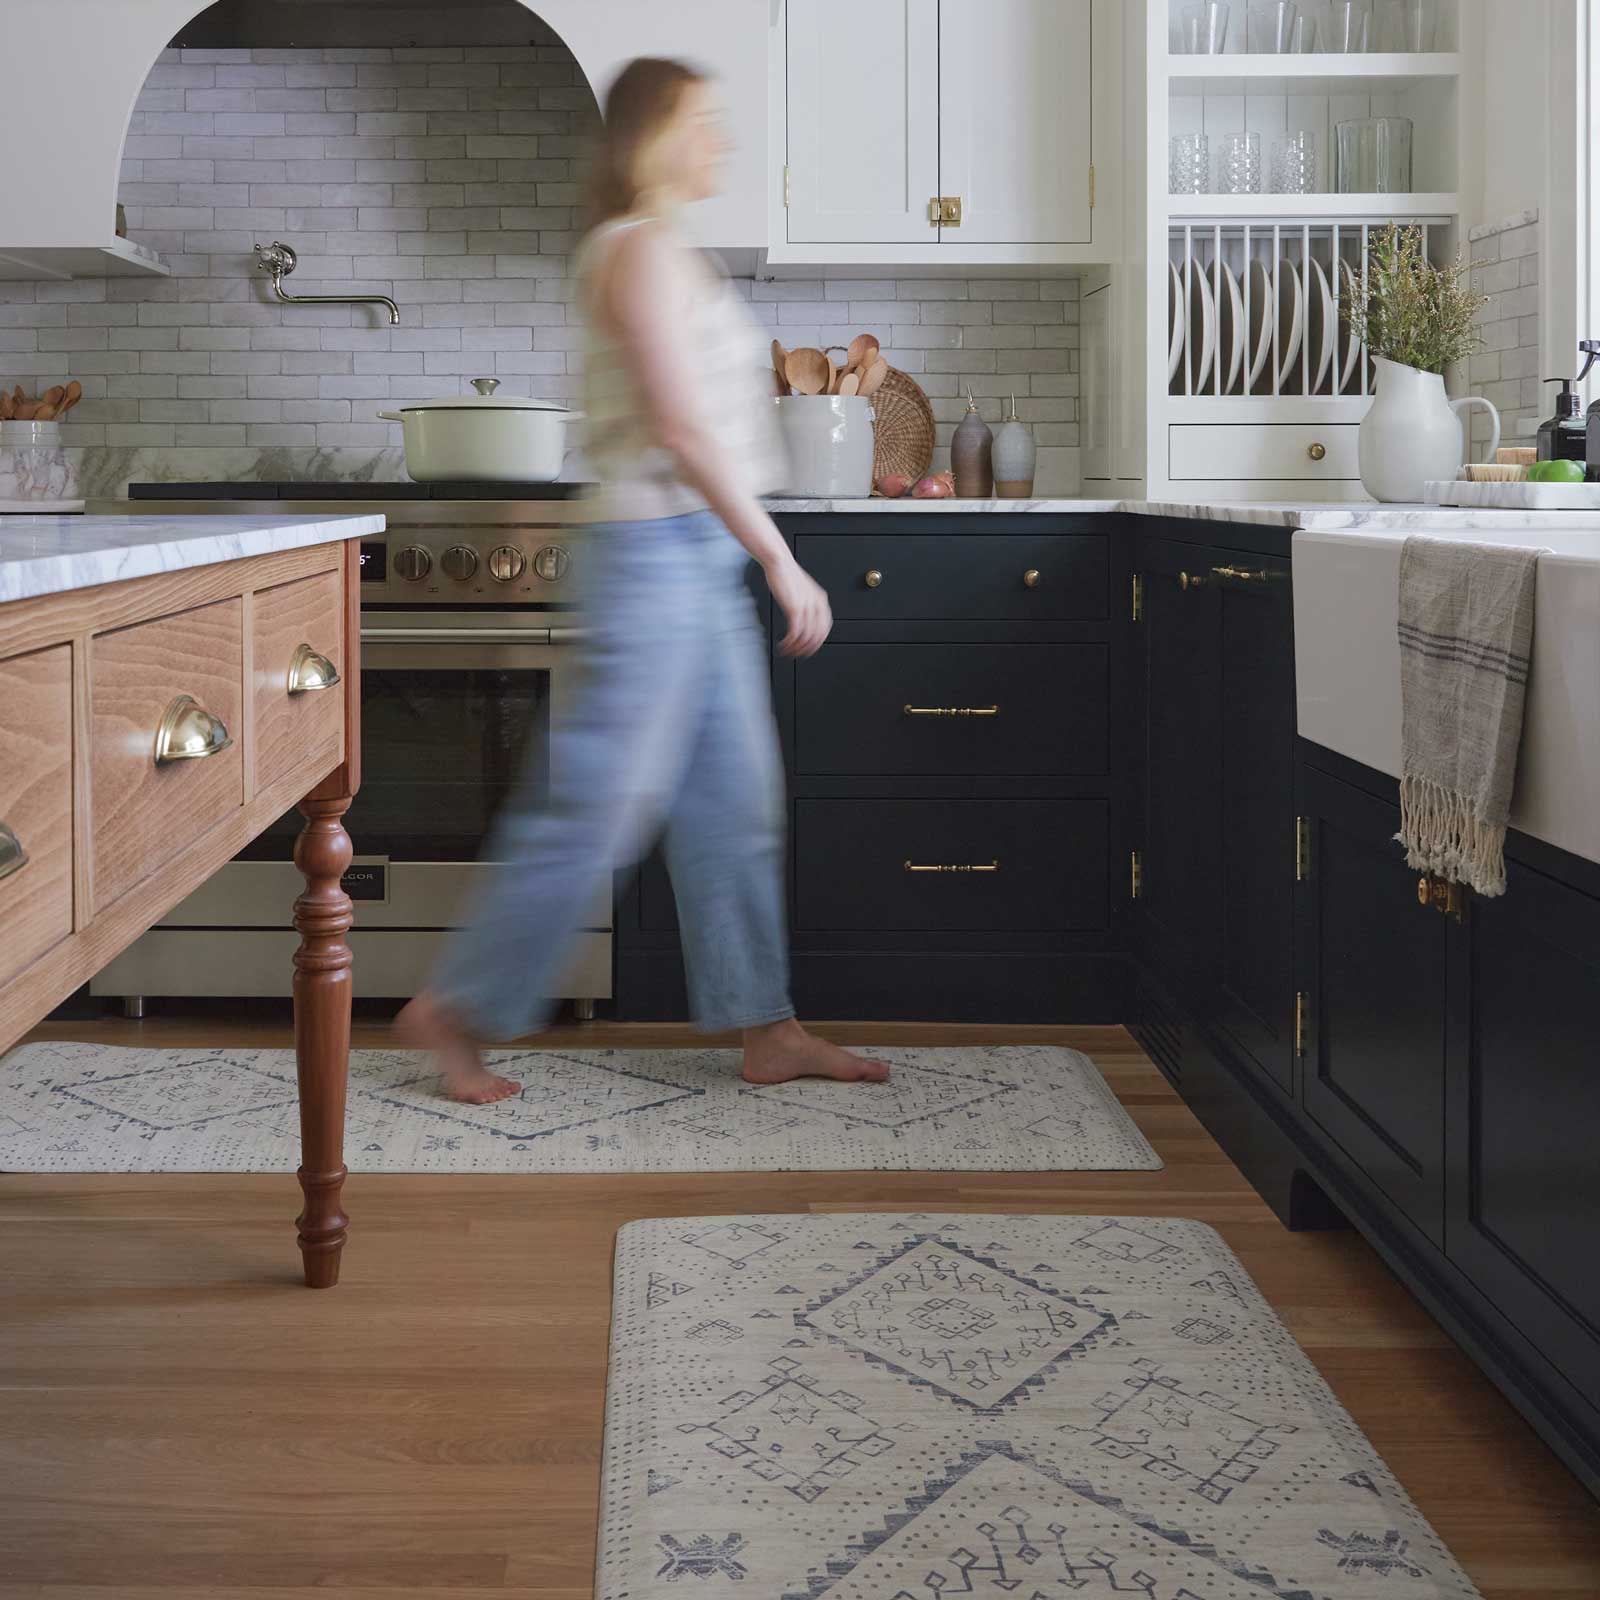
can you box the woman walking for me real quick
[397,57,888,1102]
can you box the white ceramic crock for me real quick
[378,378,583,482]
[773,395,876,499]
[1359,357,1501,503]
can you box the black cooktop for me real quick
[128,481,590,501]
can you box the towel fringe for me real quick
[1396,773,1507,898]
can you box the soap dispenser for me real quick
[1537,378,1585,462]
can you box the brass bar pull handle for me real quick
[1211,564,1270,584]
[904,859,1000,874]
[287,642,341,695]
[154,694,234,766]
[0,821,28,883]
[903,704,1000,718]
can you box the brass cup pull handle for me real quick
[1211,564,1270,584]
[864,569,883,589]
[1179,570,1207,591]
[1023,568,1041,588]
[1308,441,1327,461]
[0,821,28,883]
[903,704,1000,718]
[904,859,1000,874]
[154,694,234,767]
[287,641,341,695]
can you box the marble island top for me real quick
[765,496,1600,533]
[0,512,384,604]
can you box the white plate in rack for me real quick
[1183,257,1217,395]
[1273,258,1305,393]
[1245,258,1273,394]
[1214,261,1245,396]
[1336,259,1363,393]
[1168,261,1185,385]
[1306,257,1337,395]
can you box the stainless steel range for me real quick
[93,487,609,1017]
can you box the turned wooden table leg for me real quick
[292,790,354,1287]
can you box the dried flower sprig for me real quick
[1346,224,1487,376]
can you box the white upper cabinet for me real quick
[938,0,1094,246]
[781,0,1100,258]
[785,0,940,244]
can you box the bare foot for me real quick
[394,991,522,1105]
[741,1019,891,1085]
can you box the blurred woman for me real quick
[397,57,888,1102]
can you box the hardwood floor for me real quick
[3,1013,1597,1597]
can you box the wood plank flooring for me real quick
[3,1014,1597,1597]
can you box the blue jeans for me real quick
[431,510,795,1039]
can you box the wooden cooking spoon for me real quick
[838,370,861,397]
[784,346,830,396]
[770,339,790,391]
[40,385,65,410]
[858,357,889,398]
[58,380,83,416]
[846,332,881,369]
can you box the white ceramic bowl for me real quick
[378,379,582,482]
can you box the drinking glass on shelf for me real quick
[1219,131,1263,195]
[1290,12,1319,50]
[1272,131,1318,194]
[1335,116,1413,193]
[1181,0,1232,55]
[1170,132,1211,194]
[1248,0,1298,53]
[1329,0,1373,51]
[1380,0,1433,51]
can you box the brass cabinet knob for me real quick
[864,569,883,588]
[1308,441,1327,461]
[154,695,233,766]
[0,821,28,883]
[1417,875,1433,907]
[1023,568,1041,588]
[286,641,340,695]
[1179,570,1206,591]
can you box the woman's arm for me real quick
[595,222,832,657]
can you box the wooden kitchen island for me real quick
[0,510,380,1286]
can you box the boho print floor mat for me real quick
[598,1213,1479,1600]
[0,1044,1159,1173]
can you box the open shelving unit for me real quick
[0,238,170,282]
[1136,0,1471,498]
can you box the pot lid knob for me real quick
[470,377,501,396]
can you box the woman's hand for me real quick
[765,554,833,657]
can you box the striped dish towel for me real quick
[1396,536,1543,897]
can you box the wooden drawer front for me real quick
[92,598,245,911]
[794,799,1108,931]
[1168,424,1359,481]
[794,534,1108,620]
[254,569,345,792]
[0,645,73,986]
[796,644,1107,776]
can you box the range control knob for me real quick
[393,544,432,582]
[440,544,480,581]
[488,544,526,583]
[533,544,571,583]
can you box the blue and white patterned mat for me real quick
[599,1213,1480,1599]
[0,1043,1159,1173]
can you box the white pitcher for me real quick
[1359,356,1501,503]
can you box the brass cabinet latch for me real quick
[928,196,963,227]
[1130,848,1143,901]
[1417,873,1467,922]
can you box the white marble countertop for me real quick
[766,495,1600,533]
[0,512,384,604]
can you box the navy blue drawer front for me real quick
[794,798,1108,932]
[796,643,1108,776]
[794,533,1108,620]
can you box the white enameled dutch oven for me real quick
[378,378,583,482]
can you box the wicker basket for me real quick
[869,367,935,486]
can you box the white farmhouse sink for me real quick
[1294,524,1600,868]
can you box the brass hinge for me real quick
[1295,815,1309,880]
[1130,848,1143,901]
[1089,163,1096,210]
[1294,991,1307,1057]
[783,164,791,209]
[1131,572,1144,621]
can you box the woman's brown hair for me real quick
[586,57,709,231]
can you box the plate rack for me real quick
[1167,217,1450,401]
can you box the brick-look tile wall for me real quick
[0,41,1082,494]
[1466,210,1540,458]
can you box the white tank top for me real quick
[576,215,785,522]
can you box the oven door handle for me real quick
[359,626,583,645]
